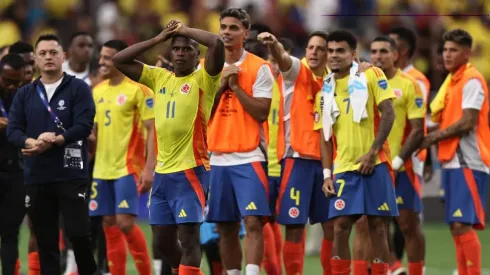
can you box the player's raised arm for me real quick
[112,22,180,81]
[173,22,225,76]
[258,32,292,72]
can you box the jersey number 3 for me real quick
[166,101,176,118]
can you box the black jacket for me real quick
[6,73,95,184]
[0,90,22,176]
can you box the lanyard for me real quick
[35,85,66,131]
[0,97,7,117]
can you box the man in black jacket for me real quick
[7,34,97,275]
[0,53,26,275]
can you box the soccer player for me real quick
[317,30,397,274]
[63,32,94,87]
[8,41,36,85]
[388,26,430,274]
[258,30,333,275]
[112,20,225,275]
[0,53,26,275]
[370,36,426,275]
[89,39,155,275]
[420,29,489,275]
[244,38,281,275]
[61,31,98,275]
[206,8,273,275]
[265,37,295,275]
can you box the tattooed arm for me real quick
[370,99,396,152]
[356,99,395,174]
[398,118,424,160]
[420,109,479,149]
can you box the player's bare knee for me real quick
[321,221,334,241]
[367,216,389,237]
[355,216,369,235]
[397,215,418,237]
[116,214,136,234]
[285,224,304,242]
[217,222,240,240]
[178,224,200,255]
[243,216,263,235]
[450,222,471,236]
[333,216,354,237]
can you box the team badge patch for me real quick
[180,83,191,94]
[334,199,345,210]
[314,111,320,123]
[288,207,300,218]
[378,79,388,90]
[393,89,402,98]
[116,94,127,105]
[89,200,98,211]
[415,97,423,108]
[145,98,154,108]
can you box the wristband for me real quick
[323,168,332,179]
[392,156,404,170]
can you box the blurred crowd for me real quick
[1,0,490,98]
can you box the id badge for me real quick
[64,140,83,169]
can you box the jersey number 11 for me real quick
[166,101,176,118]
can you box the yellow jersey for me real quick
[387,70,426,168]
[138,64,220,174]
[267,80,282,177]
[93,78,155,179]
[314,67,395,174]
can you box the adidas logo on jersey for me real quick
[245,202,257,210]
[453,209,463,217]
[396,196,404,205]
[377,203,390,211]
[178,209,187,218]
[118,200,129,209]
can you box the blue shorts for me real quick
[276,158,329,224]
[329,163,398,219]
[206,162,271,222]
[442,168,488,230]
[268,176,281,215]
[395,169,423,213]
[149,166,209,225]
[89,174,139,216]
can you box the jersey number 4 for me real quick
[166,101,176,118]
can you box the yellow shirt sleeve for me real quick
[313,92,323,130]
[195,68,221,100]
[92,87,101,124]
[138,64,172,92]
[135,85,155,121]
[406,81,426,119]
[367,67,396,105]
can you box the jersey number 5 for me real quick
[91,182,98,199]
[166,101,176,118]
[104,110,111,126]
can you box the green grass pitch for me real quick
[11,222,490,274]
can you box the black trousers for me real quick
[26,180,97,275]
[0,173,25,275]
